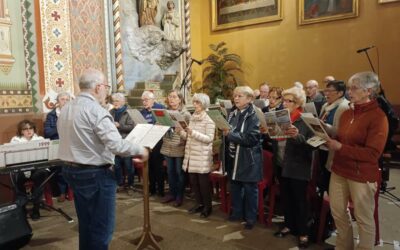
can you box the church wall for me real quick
[191,1,400,104]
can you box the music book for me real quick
[206,110,231,130]
[301,113,330,147]
[304,102,318,117]
[151,109,175,127]
[127,109,148,124]
[125,124,170,149]
[217,99,233,117]
[168,110,188,129]
[254,106,267,131]
[253,99,268,109]
[264,109,291,139]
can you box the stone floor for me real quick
[22,169,400,250]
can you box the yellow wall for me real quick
[190,1,400,104]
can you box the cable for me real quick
[379,194,400,209]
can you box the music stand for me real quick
[1,161,74,223]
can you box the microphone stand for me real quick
[180,59,197,101]
[360,50,376,73]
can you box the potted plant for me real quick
[202,42,244,103]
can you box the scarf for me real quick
[114,105,127,122]
[320,97,345,122]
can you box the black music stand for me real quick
[1,161,74,223]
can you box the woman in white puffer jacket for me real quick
[180,93,216,218]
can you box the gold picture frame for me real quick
[378,0,400,3]
[299,0,359,25]
[211,0,282,31]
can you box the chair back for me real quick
[262,150,273,183]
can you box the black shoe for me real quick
[244,222,254,230]
[298,236,309,249]
[274,228,291,238]
[188,205,204,214]
[200,208,212,218]
[31,210,40,221]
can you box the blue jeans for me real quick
[62,166,117,250]
[165,156,184,200]
[114,156,134,186]
[230,180,258,225]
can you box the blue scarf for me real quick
[114,105,127,122]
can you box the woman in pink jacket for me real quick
[180,93,216,218]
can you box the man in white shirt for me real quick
[57,68,148,250]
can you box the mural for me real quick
[0,0,38,114]
[0,0,14,74]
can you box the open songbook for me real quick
[301,113,330,147]
[125,124,170,149]
[304,102,318,117]
[151,109,175,127]
[168,110,188,129]
[206,110,231,130]
[127,109,148,124]
[264,109,291,139]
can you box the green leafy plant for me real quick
[202,42,244,103]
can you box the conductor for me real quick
[57,68,148,250]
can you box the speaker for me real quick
[0,203,32,250]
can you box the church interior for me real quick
[1,0,400,249]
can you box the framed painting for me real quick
[299,0,359,25]
[378,0,400,3]
[211,0,282,31]
[106,0,190,100]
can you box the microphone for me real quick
[356,46,375,53]
[191,58,204,65]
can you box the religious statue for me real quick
[162,1,180,41]
[139,0,159,26]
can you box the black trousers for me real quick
[281,176,309,236]
[149,141,165,195]
[189,173,212,210]
[15,169,48,210]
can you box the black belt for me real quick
[63,162,113,169]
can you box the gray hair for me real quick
[111,92,126,101]
[348,71,380,97]
[56,92,71,102]
[192,93,210,109]
[234,86,254,99]
[282,86,307,107]
[306,80,319,87]
[79,68,105,90]
[141,91,155,99]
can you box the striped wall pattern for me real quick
[183,0,192,91]
[112,0,125,93]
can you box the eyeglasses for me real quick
[324,89,338,94]
[269,96,281,100]
[283,99,296,103]
[99,84,111,90]
[305,86,316,90]
[22,127,34,131]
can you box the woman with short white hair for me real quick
[180,93,215,218]
[273,85,313,249]
[326,71,388,250]
[110,93,135,191]
[223,86,263,230]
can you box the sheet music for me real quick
[206,110,231,130]
[304,102,318,117]
[301,114,330,147]
[127,109,148,124]
[264,109,291,139]
[125,124,169,149]
[152,109,175,127]
[254,106,267,131]
[168,110,188,129]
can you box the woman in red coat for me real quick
[326,71,388,250]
